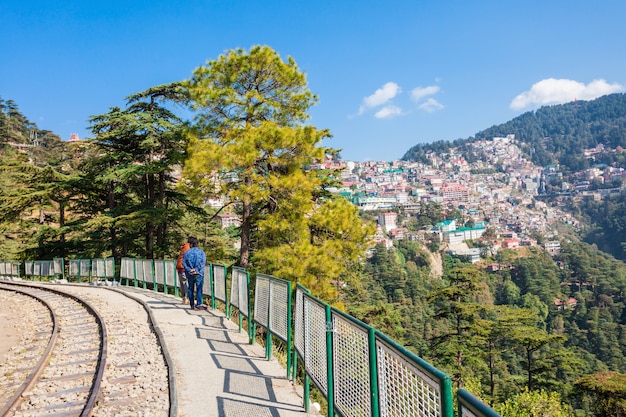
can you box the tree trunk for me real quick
[527,348,533,391]
[239,199,251,267]
[155,172,166,258]
[145,173,155,258]
[59,200,65,245]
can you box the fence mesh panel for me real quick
[165,260,176,287]
[154,261,165,285]
[120,258,134,280]
[25,261,33,276]
[239,271,248,317]
[40,261,53,277]
[213,264,226,303]
[106,258,115,278]
[230,269,240,309]
[294,287,305,358]
[460,407,479,417]
[376,339,441,417]
[141,259,153,284]
[0,262,11,276]
[231,268,249,317]
[53,258,63,277]
[92,259,105,278]
[67,259,92,279]
[303,295,328,396]
[134,259,145,282]
[68,260,78,277]
[254,275,270,328]
[270,280,289,342]
[332,313,371,417]
[202,268,211,298]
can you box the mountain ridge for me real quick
[402,92,626,171]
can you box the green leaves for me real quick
[184,46,374,301]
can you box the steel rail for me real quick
[0,281,108,417]
[0,285,60,416]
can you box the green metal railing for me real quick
[212,263,229,316]
[292,286,457,417]
[69,259,92,282]
[230,266,252,343]
[154,259,176,295]
[0,261,21,279]
[253,273,293,377]
[2,256,501,417]
[458,389,500,417]
[91,257,116,282]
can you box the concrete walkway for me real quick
[122,288,314,417]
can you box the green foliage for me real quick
[402,93,626,173]
[509,247,562,306]
[81,82,191,259]
[185,45,320,268]
[578,190,626,262]
[574,372,626,417]
[495,389,572,417]
[428,266,491,388]
[184,46,374,302]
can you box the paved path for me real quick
[121,288,313,417]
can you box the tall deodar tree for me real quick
[85,83,190,258]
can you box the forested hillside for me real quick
[403,93,626,172]
[346,238,626,415]
[402,93,626,266]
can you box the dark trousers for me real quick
[187,274,203,307]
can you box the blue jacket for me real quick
[182,247,206,278]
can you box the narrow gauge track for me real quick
[0,282,106,417]
[0,281,174,417]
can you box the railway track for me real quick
[0,282,173,416]
[0,282,105,416]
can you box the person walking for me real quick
[176,240,190,304]
[182,236,207,310]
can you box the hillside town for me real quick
[313,135,624,263]
[209,134,626,265]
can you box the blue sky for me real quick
[2,1,625,161]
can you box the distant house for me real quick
[439,220,486,244]
[378,212,398,232]
[436,219,456,233]
[440,183,469,203]
[554,297,578,310]
[447,246,481,263]
[216,214,241,229]
[503,238,519,249]
[544,241,561,256]
[389,227,408,240]
[486,262,513,272]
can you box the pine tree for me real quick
[184,46,374,301]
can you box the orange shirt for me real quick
[176,243,191,271]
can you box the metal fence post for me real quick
[326,304,335,417]
[369,327,380,417]
[286,280,292,380]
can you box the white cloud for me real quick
[411,85,440,102]
[510,78,624,110]
[359,82,400,114]
[418,98,444,113]
[374,105,403,119]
